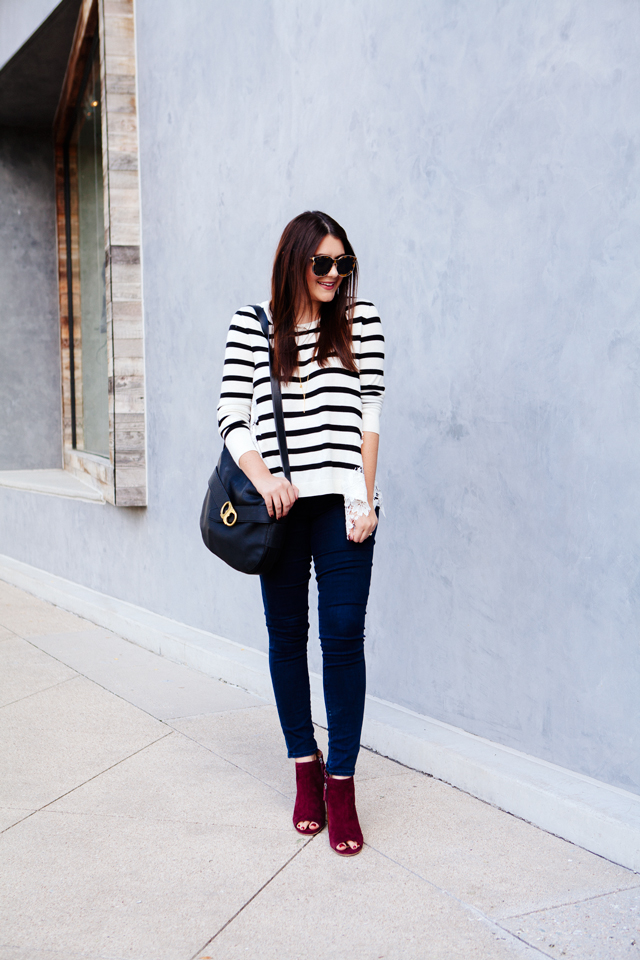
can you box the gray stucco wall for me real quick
[0,0,638,793]
[0,126,61,468]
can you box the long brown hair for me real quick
[269,211,359,383]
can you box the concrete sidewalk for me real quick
[0,579,638,960]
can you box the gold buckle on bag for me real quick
[220,501,238,527]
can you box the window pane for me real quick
[70,47,109,457]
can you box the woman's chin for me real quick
[313,286,338,303]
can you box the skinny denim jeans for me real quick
[260,494,376,776]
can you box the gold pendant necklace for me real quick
[300,372,310,413]
[297,322,315,413]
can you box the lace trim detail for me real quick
[343,467,384,534]
[249,397,260,448]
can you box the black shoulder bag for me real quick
[200,305,291,575]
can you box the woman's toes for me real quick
[335,841,361,851]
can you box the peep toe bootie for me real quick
[324,772,364,856]
[293,751,326,835]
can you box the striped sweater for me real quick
[217,299,385,499]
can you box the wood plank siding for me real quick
[54,0,146,506]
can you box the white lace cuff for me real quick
[343,468,384,535]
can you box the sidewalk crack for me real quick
[163,722,295,802]
[19,637,190,728]
[364,842,554,958]
[188,839,314,960]
[0,730,174,836]
[501,881,640,920]
[0,673,78,711]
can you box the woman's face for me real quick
[306,234,345,307]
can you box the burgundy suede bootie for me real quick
[324,772,364,856]
[293,751,326,835]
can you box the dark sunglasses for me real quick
[309,254,357,277]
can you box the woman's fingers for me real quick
[278,480,299,517]
[275,487,293,519]
[260,478,299,519]
[350,512,378,542]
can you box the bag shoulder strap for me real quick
[251,304,291,482]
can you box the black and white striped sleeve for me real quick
[217,311,259,464]
[356,303,385,435]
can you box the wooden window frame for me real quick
[54,0,146,506]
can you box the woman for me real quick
[217,211,384,855]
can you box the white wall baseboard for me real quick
[1,551,638,874]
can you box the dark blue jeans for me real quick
[260,494,376,776]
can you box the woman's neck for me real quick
[295,304,321,327]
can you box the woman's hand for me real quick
[348,505,378,543]
[238,450,299,519]
[254,474,299,519]
[350,431,380,543]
